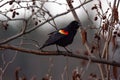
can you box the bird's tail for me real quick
[39,46,44,50]
[39,43,49,50]
[39,44,46,50]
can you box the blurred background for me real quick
[0,0,119,80]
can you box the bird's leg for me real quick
[64,47,72,53]
[56,45,61,54]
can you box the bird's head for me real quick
[69,21,81,30]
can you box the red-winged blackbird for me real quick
[40,21,81,52]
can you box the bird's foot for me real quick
[57,50,62,54]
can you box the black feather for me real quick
[40,21,81,50]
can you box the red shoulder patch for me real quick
[59,29,69,35]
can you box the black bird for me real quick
[40,21,81,52]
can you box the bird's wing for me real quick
[44,29,69,46]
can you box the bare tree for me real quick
[0,0,120,80]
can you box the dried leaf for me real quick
[42,74,51,80]
[112,35,116,49]
[10,9,13,12]
[32,1,35,5]
[102,15,106,20]
[39,20,41,22]
[35,21,38,25]
[3,22,8,30]
[16,12,19,15]
[32,9,34,12]
[113,31,117,35]
[27,7,30,10]
[81,29,87,44]
[9,0,15,5]
[72,68,81,80]
[89,73,97,78]
[68,0,74,3]
[117,33,120,37]
[102,23,108,31]
[91,5,97,10]
[15,67,21,80]
[112,6,119,23]
[105,8,109,14]
[12,11,16,18]
[18,1,21,4]
[94,34,100,40]
[94,16,98,21]
[91,46,95,53]
[113,66,118,79]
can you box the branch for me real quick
[0,44,120,67]
[0,0,93,45]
